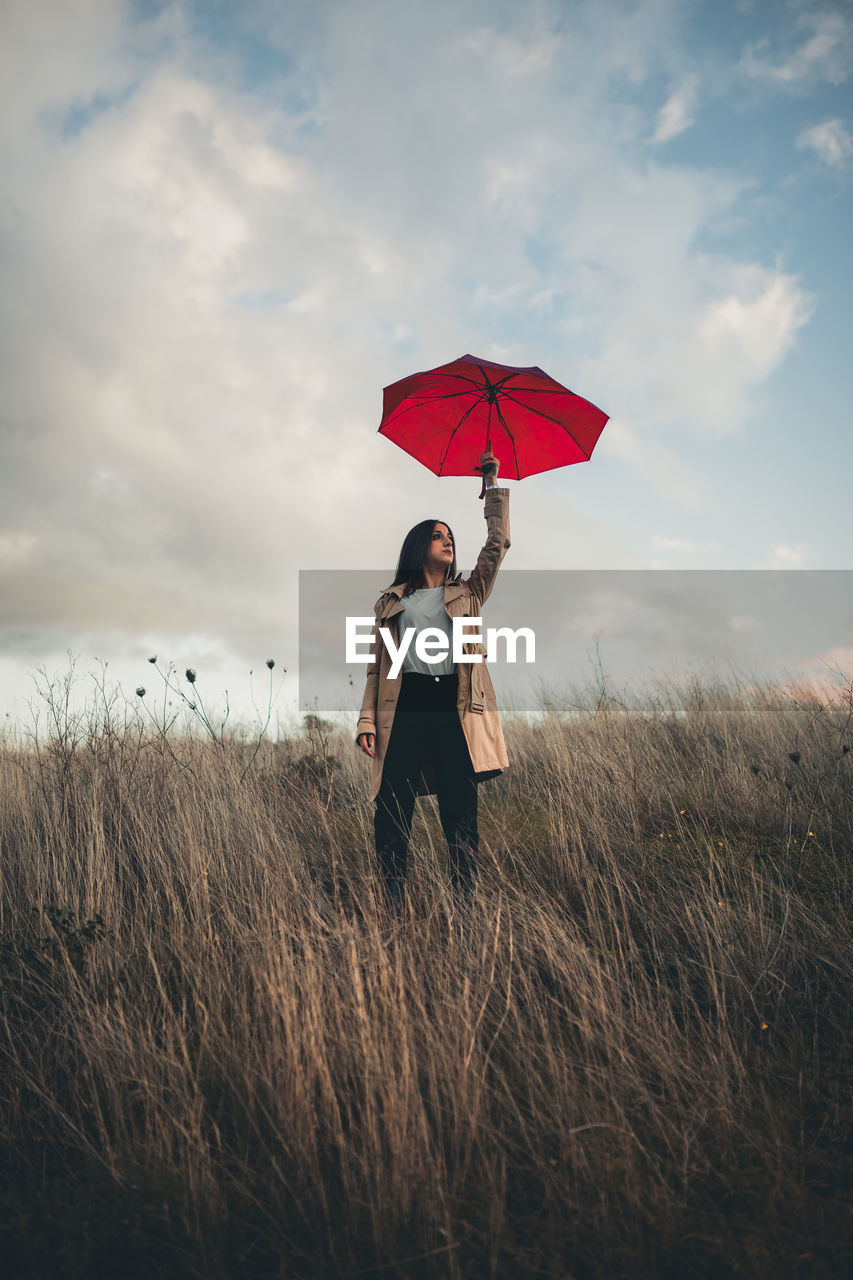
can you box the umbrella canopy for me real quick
[379,353,608,494]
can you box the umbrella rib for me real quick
[394,369,511,409]
[436,391,490,474]
[437,368,525,392]
[436,371,493,389]
[493,383,570,394]
[386,370,522,413]
[484,372,521,392]
[397,370,488,398]
[381,387,482,426]
[382,370,530,429]
[497,387,594,458]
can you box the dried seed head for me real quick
[148,655,157,664]
[135,687,146,698]
[185,668,197,684]
[266,658,275,669]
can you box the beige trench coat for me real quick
[356,486,511,803]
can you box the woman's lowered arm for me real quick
[355,597,387,758]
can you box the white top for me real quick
[396,586,455,676]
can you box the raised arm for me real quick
[467,452,510,607]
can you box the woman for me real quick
[355,450,511,911]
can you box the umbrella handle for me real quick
[478,473,486,500]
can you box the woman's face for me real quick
[423,522,454,574]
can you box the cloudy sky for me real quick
[1,0,851,725]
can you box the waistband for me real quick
[397,670,459,711]
[400,671,458,684]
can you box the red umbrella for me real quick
[379,353,608,497]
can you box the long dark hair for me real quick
[390,519,457,597]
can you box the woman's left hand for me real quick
[478,450,499,482]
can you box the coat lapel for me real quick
[378,578,467,619]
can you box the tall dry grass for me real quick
[0,666,850,1279]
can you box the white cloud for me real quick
[797,117,853,166]
[695,266,814,393]
[564,208,813,437]
[652,535,696,551]
[460,27,563,77]
[0,532,37,567]
[771,543,810,568]
[653,75,699,143]
[729,615,761,632]
[740,9,852,88]
[599,421,711,510]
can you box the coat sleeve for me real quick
[465,486,511,608]
[355,595,386,740]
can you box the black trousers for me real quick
[374,672,478,907]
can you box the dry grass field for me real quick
[1,665,850,1279]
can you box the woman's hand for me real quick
[478,450,499,484]
[357,732,376,759]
